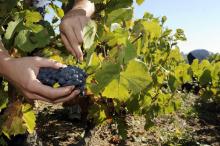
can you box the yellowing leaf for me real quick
[25,10,42,26]
[22,104,36,134]
[0,89,8,112]
[83,20,97,49]
[2,101,26,138]
[50,55,64,63]
[136,0,144,5]
[102,79,130,101]
[49,3,64,18]
[4,19,22,40]
[107,8,133,25]
[94,60,152,101]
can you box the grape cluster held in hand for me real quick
[37,66,87,94]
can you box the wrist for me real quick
[71,1,95,17]
[67,9,87,17]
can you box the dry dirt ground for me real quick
[7,94,220,146]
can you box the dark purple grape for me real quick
[37,66,87,95]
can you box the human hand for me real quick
[60,9,90,61]
[1,56,80,103]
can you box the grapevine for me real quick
[0,0,219,144]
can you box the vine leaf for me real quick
[4,18,23,41]
[0,89,8,112]
[2,101,26,138]
[0,0,17,17]
[92,60,152,101]
[15,28,50,52]
[89,0,105,4]
[199,69,212,86]
[120,43,137,63]
[91,63,121,94]
[49,3,64,18]
[136,0,144,5]
[212,62,220,87]
[103,79,130,100]
[22,104,36,134]
[83,20,97,49]
[107,8,133,26]
[105,0,133,13]
[174,64,191,84]
[1,101,36,138]
[119,60,152,94]
[25,10,42,26]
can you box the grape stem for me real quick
[131,33,143,44]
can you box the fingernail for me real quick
[55,62,62,66]
[66,87,72,92]
[80,56,83,61]
[68,86,74,91]
[76,90,80,94]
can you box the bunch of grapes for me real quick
[37,66,87,95]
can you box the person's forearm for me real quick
[0,41,11,76]
[72,0,95,17]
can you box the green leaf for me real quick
[87,52,101,73]
[119,42,137,64]
[0,137,7,146]
[0,89,8,112]
[102,79,130,100]
[106,28,129,46]
[136,0,144,5]
[174,28,186,41]
[49,3,64,18]
[107,8,133,25]
[27,24,44,33]
[4,19,22,40]
[174,64,192,83]
[212,62,220,86]
[0,0,17,17]
[2,117,26,138]
[120,60,152,94]
[88,103,107,124]
[22,104,36,134]
[15,28,50,52]
[83,20,97,49]
[168,74,179,92]
[14,30,35,52]
[91,63,121,94]
[102,60,152,101]
[133,20,162,43]
[161,16,167,24]
[115,117,128,139]
[25,10,42,26]
[143,20,162,39]
[2,101,26,138]
[89,0,106,4]
[140,94,152,109]
[199,69,212,86]
[106,0,133,13]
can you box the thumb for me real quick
[36,58,66,69]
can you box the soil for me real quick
[7,94,220,146]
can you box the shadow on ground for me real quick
[192,100,220,145]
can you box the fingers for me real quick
[63,28,83,61]
[73,18,83,44]
[30,80,75,99]
[24,91,53,103]
[25,89,80,104]
[61,33,77,57]
[52,89,80,104]
[34,57,66,69]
